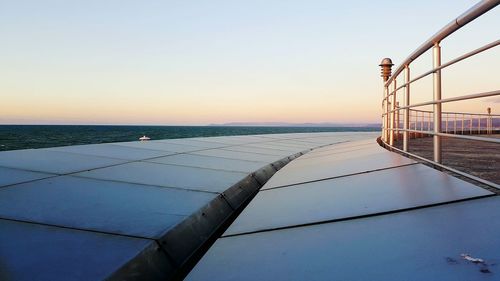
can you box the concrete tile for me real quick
[145,154,268,173]
[47,143,174,160]
[190,149,284,163]
[155,138,228,148]
[226,164,492,235]
[0,219,172,281]
[0,149,127,174]
[113,141,201,153]
[0,176,219,237]
[220,146,293,157]
[0,166,54,187]
[242,143,306,152]
[264,146,415,188]
[75,161,248,193]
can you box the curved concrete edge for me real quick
[105,241,174,281]
[106,148,317,280]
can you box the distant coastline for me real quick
[209,122,381,127]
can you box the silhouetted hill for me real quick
[209,122,381,127]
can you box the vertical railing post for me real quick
[403,65,410,151]
[385,98,391,142]
[487,107,492,134]
[381,90,386,141]
[427,111,431,133]
[384,86,390,141]
[421,111,424,137]
[390,81,397,146]
[470,115,473,134]
[445,114,448,133]
[454,113,457,133]
[396,102,400,140]
[433,42,442,163]
[462,114,464,134]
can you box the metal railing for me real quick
[379,0,499,188]
[392,108,499,140]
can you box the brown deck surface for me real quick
[393,134,499,184]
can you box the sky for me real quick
[0,0,498,125]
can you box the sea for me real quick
[0,125,379,151]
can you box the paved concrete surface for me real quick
[186,139,496,281]
[0,132,377,280]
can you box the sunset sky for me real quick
[1,0,498,125]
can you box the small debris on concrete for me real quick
[445,257,459,264]
[461,253,485,264]
[480,268,491,274]
[460,253,495,274]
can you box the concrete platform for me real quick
[185,139,496,281]
[0,132,377,280]
[186,196,500,281]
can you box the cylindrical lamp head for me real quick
[379,58,394,82]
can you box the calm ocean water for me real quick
[0,125,379,151]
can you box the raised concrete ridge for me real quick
[185,138,496,281]
[0,132,377,280]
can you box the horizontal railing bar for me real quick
[386,128,500,143]
[382,142,500,189]
[386,40,500,96]
[408,108,500,116]
[382,109,500,116]
[384,111,500,117]
[385,90,500,113]
[384,0,499,87]
[383,111,500,117]
[381,109,500,116]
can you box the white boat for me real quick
[139,135,151,141]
